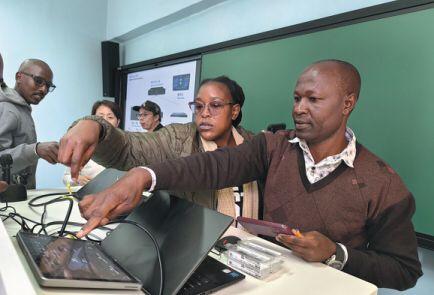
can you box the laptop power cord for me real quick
[1,191,72,234]
[28,191,77,236]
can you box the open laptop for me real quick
[17,191,245,294]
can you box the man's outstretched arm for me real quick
[77,133,270,237]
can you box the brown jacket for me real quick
[79,115,256,209]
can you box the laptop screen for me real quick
[17,231,138,283]
[101,191,233,295]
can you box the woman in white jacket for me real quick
[62,100,121,186]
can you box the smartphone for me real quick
[237,217,293,237]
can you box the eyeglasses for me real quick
[20,72,56,92]
[188,101,235,116]
[136,113,151,119]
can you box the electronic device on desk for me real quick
[237,216,293,237]
[214,236,241,252]
[214,235,285,280]
[17,191,245,295]
[0,154,27,203]
[75,168,126,200]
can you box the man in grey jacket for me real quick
[0,56,58,188]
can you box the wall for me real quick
[0,0,107,188]
[106,0,206,40]
[107,0,393,65]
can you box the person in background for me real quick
[59,76,262,220]
[72,60,422,290]
[62,100,121,186]
[133,100,163,132]
[0,58,58,189]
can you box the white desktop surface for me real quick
[0,190,378,295]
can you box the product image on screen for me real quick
[147,86,166,95]
[173,74,190,91]
[170,112,188,118]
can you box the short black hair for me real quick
[312,59,362,99]
[199,75,245,127]
[91,100,122,119]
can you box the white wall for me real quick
[0,0,107,188]
[106,0,206,40]
[106,0,394,65]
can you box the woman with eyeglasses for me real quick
[62,100,121,186]
[59,76,261,221]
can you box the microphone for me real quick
[0,153,27,203]
[0,154,12,184]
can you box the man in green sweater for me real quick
[63,60,422,290]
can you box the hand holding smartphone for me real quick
[237,216,293,237]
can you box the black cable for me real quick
[59,198,73,237]
[0,203,15,215]
[107,220,164,295]
[40,221,113,240]
[0,213,31,231]
[27,193,76,236]
[28,191,76,207]
[5,212,40,227]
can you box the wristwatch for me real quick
[325,243,345,270]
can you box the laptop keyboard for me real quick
[178,272,212,294]
[177,256,244,295]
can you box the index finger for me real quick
[58,137,72,164]
[76,217,103,238]
[51,142,59,155]
[70,144,90,180]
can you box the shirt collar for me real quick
[289,127,357,168]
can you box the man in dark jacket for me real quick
[0,57,58,188]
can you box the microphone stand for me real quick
[0,154,27,203]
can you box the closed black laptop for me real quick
[102,190,245,295]
[75,168,126,200]
[18,191,245,294]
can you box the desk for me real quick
[1,190,377,295]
